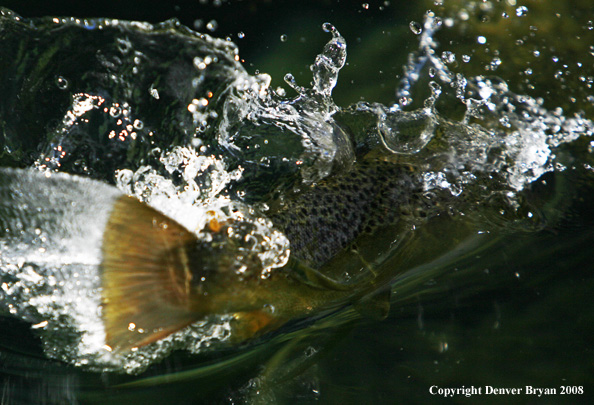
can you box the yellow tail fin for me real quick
[101,196,200,352]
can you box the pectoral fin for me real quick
[101,195,200,352]
[289,258,355,291]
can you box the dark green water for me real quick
[1,1,594,404]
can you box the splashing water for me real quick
[0,7,593,375]
[376,13,594,198]
[217,23,353,190]
[0,14,352,373]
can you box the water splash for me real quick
[217,23,353,188]
[383,12,594,198]
[312,23,347,97]
[1,7,593,375]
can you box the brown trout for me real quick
[0,128,534,352]
[101,150,493,351]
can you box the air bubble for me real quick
[441,51,456,64]
[109,106,122,118]
[55,76,69,90]
[280,34,287,42]
[409,21,422,35]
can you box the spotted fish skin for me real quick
[269,158,448,269]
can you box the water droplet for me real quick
[194,57,208,70]
[263,304,276,314]
[441,51,456,64]
[515,6,528,17]
[206,20,218,32]
[499,116,511,128]
[424,98,435,109]
[322,22,335,34]
[429,81,441,95]
[489,57,502,71]
[109,105,122,118]
[399,96,412,107]
[55,76,69,90]
[149,85,159,99]
[310,24,346,96]
[280,34,287,42]
[477,36,487,44]
[304,346,318,357]
[431,16,443,29]
[462,54,471,63]
[237,32,245,39]
[409,21,422,35]
[362,3,369,9]
[275,87,286,97]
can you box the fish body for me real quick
[0,144,525,352]
[100,151,473,350]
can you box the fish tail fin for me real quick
[102,195,201,352]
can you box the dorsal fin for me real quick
[101,195,200,352]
